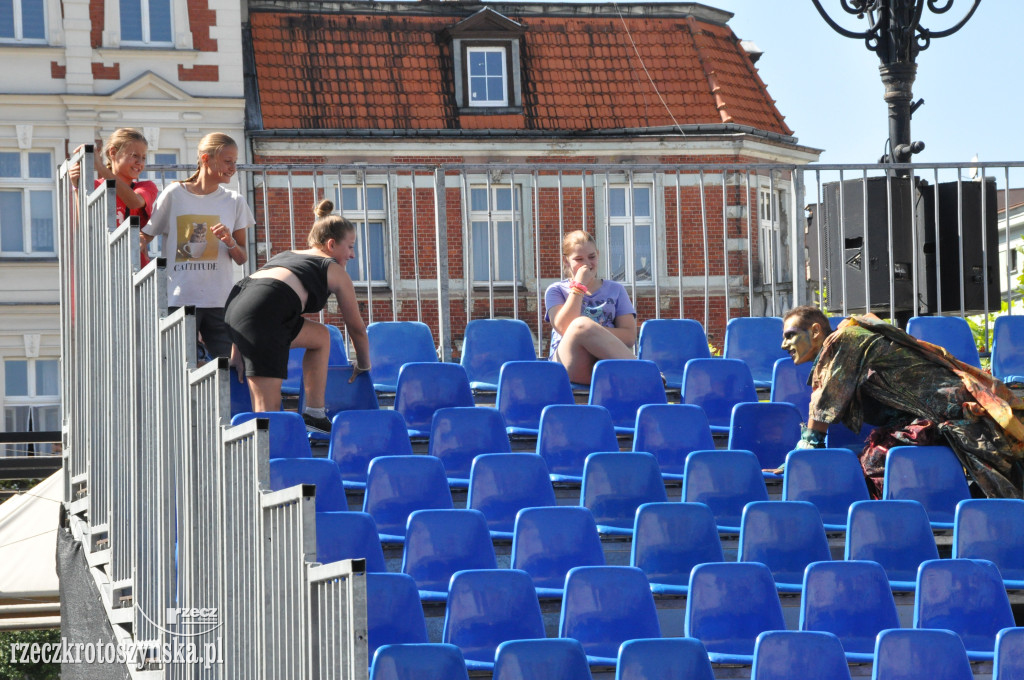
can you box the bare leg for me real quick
[555,316,635,384]
[249,376,284,412]
[294,320,329,410]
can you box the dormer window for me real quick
[445,8,524,113]
[467,46,508,107]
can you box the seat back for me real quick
[682,359,758,429]
[581,452,667,531]
[511,507,604,591]
[496,360,574,432]
[954,498,1024,581]
[632,404,715,476]
[231,411,311,459]
[493,639,591,680]
[559,566,661,660]
[825,422,875,454]
[443,569,546,665]
[631,502,724,587]
[739,501,831,587]
[363,455,454,537]
[914,558,1014,652]
[315,511,386,572]
[685,562,785,657]
[460,319,537,390]
[751,631,852,680]
[615,638,715,680]
[800,560,900,657]
[872,629,973,680]
[229,366,252,416]
[845,500,939,584]
[394,363,474,435]
[298,365,379,416]
[723,317,787,386]
[370,644,469,680]
[467,454,556,535]
[428,407,511,480]
[268,458,347,512]
[728,402,803,471]
[682,450,769,530]
[536,405,618,479]
[402,509,498,593]
[368,321,437,391]
[994,627,1024,680]
[589,359,668,430]
[782,448,871,527]
[769,357,813,421]
[366,573,429,657]
[636,318,711,388]
[883,445,970,525]
[328,410,413,485]
[281,347,305,396]
[906,315,982,368]
[991,315,1024,381]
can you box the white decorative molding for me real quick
[15,125,33,149]
[144,126,161,150]
[23,334,41,358]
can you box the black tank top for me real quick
[261,251,335,314]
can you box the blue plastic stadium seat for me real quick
[632,404,715,480]
[402,509,497,601]
[362,455,453,542]
[769,357,813,422]
[394,363,474,438]
[442,569,546,672]
[994,627,1024,680]
[229,366,253,416]
[828,316,845,332]
[954,498,1024,588]
[368,321,438,393]
[315,511,386,571]
[299,365,380,442]
[428,407,511,485]
[800,560,900,663]
[883,445,970,529]
[495,360,575,436]
[782,448,870,531]
[231,411,311,459]
[872,629,973,680]
[493,639,591,680]
[914,558,1015,661]
[991,315,1024,383]
[738,501,831,593]
[466,454,557,540]
[845,499,939,592]
[536,404,619,482]
[728,401,803,477]
[636,318,712,390]
[588,359,667,434]
[682,449,769,533]
[366,573,429,658]
[631,502,724,596]
[724,317,788,389]
[511,506,604,598]
[825,422,875,454]
[906,315,982,368]
[460,319,537,392]
[370,644,469,680]
[751,631,852,680]
[682,358,758,433]
[581,452,667,535]
[281,347,305,396]
[559,566,661,666]
[685,561,785,665]
[268,458,348,512]
[328,410,413,491]
[615,638,715,680]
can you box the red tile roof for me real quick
[249,6,791,137]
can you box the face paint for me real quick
[782,322,818,364]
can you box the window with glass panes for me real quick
[3,358,60,455]
[606,185,653,283]
[467,46,508,107]
[0,0,45,42]
[147,151,180,187]
[0,150,54,256]
[336,185,387,284]
[120,0,172,44]
[470,185,521,283]
[759,187,781,284]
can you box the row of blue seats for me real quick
[371,627,1024,680]
[366,559,1023,673]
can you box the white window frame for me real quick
[146,151,181,189]
[605,183,655,285]
[102,0,190,48]
[0,0,46,43]
[335,183,389,286]
[466,46,509,107]
[2,357,60,456]
[0,149,55,257]
[759,187,782,285]
[469,183,522,285]
[118,0,174,46]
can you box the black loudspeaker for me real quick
[920,179,1000,314]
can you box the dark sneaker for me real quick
[302,412,331,434]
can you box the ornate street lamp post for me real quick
[811,0,982,163]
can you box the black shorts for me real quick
[224,278,305,379]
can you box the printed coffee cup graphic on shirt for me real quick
[176,216,220,261]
